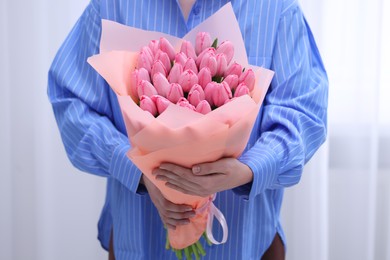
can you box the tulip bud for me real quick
[137,46,154,73]
[198,67,212,89]
[174,52,188,67]
[204,82,218,107]
[178,69,198,93]
[168,63,183,83]
[223,74,239,90]
[195,32,212,56]
[213,82,232,107]
[159,37,176,61]
[167,83,184,103]
[215,53,228,76]
[196,100,212,114]
[137,80,158,99]
[239,69,255,91]
[155,50,171,74]
[153,72,170,97]
[130,68,150,99]
[151,60,167,79]
[188,84,205,107]
[140,95,157,116]
[180,40,197,60]
[224,62,242,78]
[151,95,171,114]
[216,40,234,65]
[183,58,198,74]
[234,83,250,98]
[148,40,160,56]
[177,97,196,111]
[196,48,215,67]
[199,53,217,77]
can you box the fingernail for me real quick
[192,166,200,174]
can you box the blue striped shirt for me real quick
[47,0,328,259]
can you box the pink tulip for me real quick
[183,58,198,74]
[153,72,170,97]
[199,52,217,77]
[195,32,212,56]
[140,95,157,116]
[234,83,250,97]
[174,52,188,67]
[177,97,196,111]
[167,83,184,103]
[196,100,212,114]
[151,60,167,78]
[204,82,232,107]
[198,67,212,89]
[180,40,197,60]
[151,95,171,114]
[137,80,158,98]
[159,37,176,61]
[224,62,242,77]
[223,74,239,90]
[130,68,150,99]
[148,40,160,56]
[188,84,205,107]
[168,63,183,83]
[178,69,198,92]
[137,46,154,73]
[216,40,234,65]
[204,82,218,107]
[196,47,215,67]
[215,53,228,76]
[239,69,255,91]
[155,50,171,74]
[217,81,233,105]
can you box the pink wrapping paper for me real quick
[87,3,274,249]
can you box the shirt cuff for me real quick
[109,142,145,195]
[235,146,279,200]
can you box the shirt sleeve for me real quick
[234,4,328,200]
[47,1,143,194]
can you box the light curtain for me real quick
[0,0,388,259]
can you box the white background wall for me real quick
[0,0,389,259]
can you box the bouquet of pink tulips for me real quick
[88,3,274,259]
[132,33,256,118]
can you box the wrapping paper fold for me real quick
[87,2,274,249]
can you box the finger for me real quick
[159,163,190,177]
[192,159,230,176]
[164,217,190,227]
[164,210,196,220]
[165,223,176,230]
[155,172,200,190]
[165,182,209,197]
[158,197,193,213]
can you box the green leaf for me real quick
[212,38,218,49]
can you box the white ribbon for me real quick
[196,194,228,245]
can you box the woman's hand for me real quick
[152,158,253,197]
[142,175,195,230]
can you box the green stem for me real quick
[192,244,200,260]
[195,241,206,256]
[184,247,191,260]
[203,233,212,246]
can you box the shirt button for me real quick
[193,6,201,15]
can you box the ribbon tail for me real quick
[206,201,228,245]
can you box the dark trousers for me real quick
[109,231,285,260]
